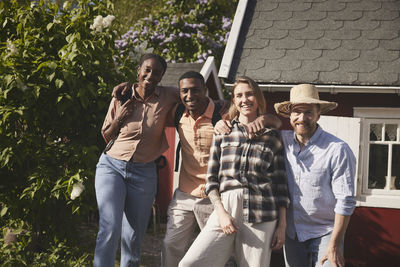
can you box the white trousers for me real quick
[162,188,214,267]
[179,188,277,267]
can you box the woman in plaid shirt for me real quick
[179,76,290,267]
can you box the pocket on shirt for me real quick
[220,141,241,156]
[252,144,273,170]
[302,169,327,187]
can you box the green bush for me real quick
[0,0,139,264]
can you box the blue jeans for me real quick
[283,232,344,267]
[93,153,158,267]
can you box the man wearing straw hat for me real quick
[274,84,356,267]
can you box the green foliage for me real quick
[113,0,165,33]
[0,0,139,264]
[0,0,239,264]
[1,219,92,266]
[115,0,238,64]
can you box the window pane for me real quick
[370,124,382,141]
[391,144,400,190]
[368,144,388,189]
[385,124,397,141]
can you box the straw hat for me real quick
[274,84,338,117]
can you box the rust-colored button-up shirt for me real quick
[102,84,179,163]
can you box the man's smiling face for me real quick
[290,103,320,140]
[179,77,208,114]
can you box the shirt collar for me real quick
[132,83,160,101]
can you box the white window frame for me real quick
[354,107,400,209]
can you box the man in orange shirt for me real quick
[162,71,281,267]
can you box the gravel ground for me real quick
[140,223,166,267]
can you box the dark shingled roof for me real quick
[159,63,202,87]
[228,0,400,86]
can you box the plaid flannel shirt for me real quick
[205,120,290,223]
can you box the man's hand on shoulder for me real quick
[112,82,132,100]
[263,114,282,129]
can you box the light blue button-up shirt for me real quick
[281,125,356,242]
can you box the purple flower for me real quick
[162,48,169,53]
[222,16,232,31]
[224,32,230,42]
[115,39,128,49]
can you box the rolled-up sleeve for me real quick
[101,97,119,143]
[332,143,356,216]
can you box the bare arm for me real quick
[320,214,351,267]
[208,189,238,234]
[245,113,282,138]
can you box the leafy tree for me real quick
[115,0,238,64]
[0,0,138,264]
[113,0,165,33]
[0,0,239,264]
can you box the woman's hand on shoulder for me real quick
[214,119,232,135]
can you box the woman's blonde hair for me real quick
[227,76,266,120]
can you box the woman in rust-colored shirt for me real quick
[94,53,179,267]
